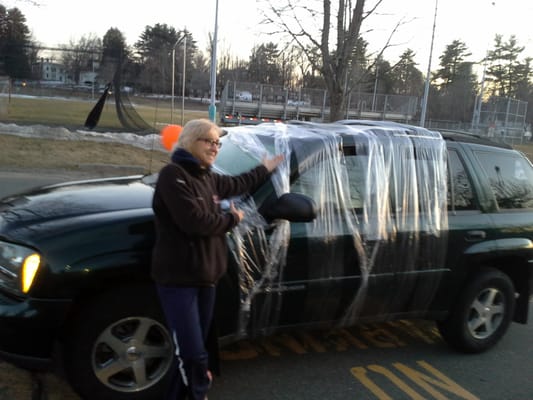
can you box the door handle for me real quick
[465,230,486,241]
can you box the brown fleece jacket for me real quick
[151,156,269,286]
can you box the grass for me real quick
[0,93,216,173]
[0,95,212,175]
[1,93,210,130]
[0,133,170,174]
[514,144,533,162]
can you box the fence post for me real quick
[258,84,263,118]
[321,90,327,122]
[345,92,351,119]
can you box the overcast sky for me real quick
[6,0,533,71]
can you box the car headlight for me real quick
[0,241,41,295]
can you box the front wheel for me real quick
[63,286,175,400]
[437,268,515,353]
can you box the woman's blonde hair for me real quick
[175,119,222,152]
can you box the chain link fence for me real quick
[470,97,531,145]
[0,76,11,118]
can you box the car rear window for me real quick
[474,150,533,209]
[447,149,476,210]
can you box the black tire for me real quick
[63,286,175,400]
[437,268,515,353]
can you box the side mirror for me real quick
[261,193,317,223]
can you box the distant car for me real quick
[287,99,311,106]
[235,91,252,101]
[1,121,532,400]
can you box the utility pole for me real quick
[208,0,219,122]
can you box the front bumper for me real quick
[0,291,72,370]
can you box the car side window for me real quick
[290,159,350,204]
[290,155,363,211]
[290,165,317,197]
[448,150,476,210]
[343,155,367,210]
[474,150,533,209]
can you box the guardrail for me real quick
[219,81,418,124]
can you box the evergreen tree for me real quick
[0,5,32,78]
[389,49,424,96]
[248,42,282,85]
[98,28,129,87]
[486,34,525,97]
[102,28,129,64]
[514,57,531,101]
[134,24,197,94]
[435,40,472,91]
[431,40,477,122]
[134,23,179,93]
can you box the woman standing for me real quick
[151,118,282,399]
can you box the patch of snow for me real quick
[0,122,166,152]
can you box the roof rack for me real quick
[439,130,512,149]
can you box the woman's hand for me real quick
[262,154,284,172]
[229,201,244,223]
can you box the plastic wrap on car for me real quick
[224,122,448,337]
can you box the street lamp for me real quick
[208,0,219,122]
[171,35,187,125]
[419,0,438,127]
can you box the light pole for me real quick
[171,35,187,125]
[472,2,496,132]
[208,0,219,122]
[91,60,95,100]
[419,0,438,127]
[472,60,487,131]
[372,63,379,112]
[181,35,186,126]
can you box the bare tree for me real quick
[260,0,409,121]
[60,34,102,84]
[260,0,371,120]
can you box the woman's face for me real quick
[189,127,221,168]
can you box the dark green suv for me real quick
[1,120,532,400]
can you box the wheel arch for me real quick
[58,281,164,343]
[437,265,517,353]
[480,255,531,324]
[59,281,174,400]
[459,254,529,324]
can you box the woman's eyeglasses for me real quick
[197,138,222,149]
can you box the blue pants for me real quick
[157,285,216,400]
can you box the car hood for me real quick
[0,175,154,242]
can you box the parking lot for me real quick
[1,314,532,399]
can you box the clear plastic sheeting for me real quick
[218,121,448,338]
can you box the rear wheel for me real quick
[437,268,515,353]
[63,286,175,400]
